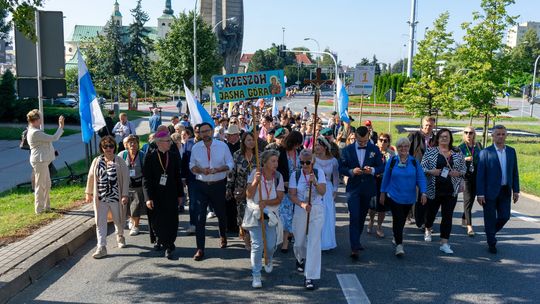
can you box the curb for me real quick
[521,192,540,203]
[0,218,95,304]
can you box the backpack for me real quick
[387,156,417,176]
[294,168,319,185]
[20,128,30,150]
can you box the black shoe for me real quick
[165,248,173,259]
[179,206,185,213]
[488,244,497,254]
[296,259,305,272]
[304,279,315,290]
[350,250,359,260]
[154,243,163,251]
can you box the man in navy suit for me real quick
[476,125,520,254]
[339,126,385,259]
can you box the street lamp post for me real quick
[530,55,540,117]
[304,37,320,67]
[193,0,199,98]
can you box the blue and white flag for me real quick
[184,83,214,128]
[78,51,106,143]
[271,97,279,117]
[337,76,350,123]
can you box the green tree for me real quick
[0,69,16,120]
[397,12,456,117]
[154,11,221,93]
[1,0,42,40]
[65,66,78,93]
[371,55,381,75]
[126,0,154,90]
[0,5,11,42]
[452,0,516,145]
[103,16,126,76]
[357,58,370,66]
[391,58,407,74]
[508,28,540,93]
[321,47,336,66]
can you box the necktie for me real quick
[357,146,367,150]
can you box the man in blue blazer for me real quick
[339,126,385,259]
[476,125,520,254]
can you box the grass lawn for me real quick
[0,127,79,140]
[0,159,88,244]
[354,119,540,197]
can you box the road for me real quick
[8,185,540,304]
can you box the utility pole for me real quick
[406,0,418,78]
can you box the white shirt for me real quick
[189,139,234,182]
[496,146,507,186]
[289,169,326,204]
[247,169,285,212]
[355,142,367,167]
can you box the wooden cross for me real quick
[302,67,333,235]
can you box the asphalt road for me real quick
[9,185,540,304]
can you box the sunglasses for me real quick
[464,131,475,135]
[102,144,115,149]
[300,161,312,165]
[378,138,389,143]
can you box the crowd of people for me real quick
[25,102,521,290]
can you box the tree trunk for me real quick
[482,114,489,147]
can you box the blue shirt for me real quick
[149,114,161,133]
[380,155,427,204]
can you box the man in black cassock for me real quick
[142,130,184,259]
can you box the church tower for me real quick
[158,0,175,38]
[112,0,122,26]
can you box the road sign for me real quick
[349,66,375,95]
[211,70,286,103]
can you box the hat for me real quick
[275,127,286,138]
[320,128,333,136]
[225,124,240,135]
[364,120,372,127]
[155,130,170,140]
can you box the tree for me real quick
[357,58,370,66]
[0,69,16,120]
[371,55,381,75]
[453,0,516,145]
[391,58,408,74]
[321,47,336,66]
[154,11,221,93]
[65,67,78,93]
[126,0,154,90]
[292,46,313,61]
[103,16,125,76]
[1,0,42,40]
[0,6,11,43]
[248,49,278,72]
[397,12,456,117]
[508,28,540,94]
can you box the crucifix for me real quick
[303,67,333,235]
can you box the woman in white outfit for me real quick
[289,149,326,290]
[244,150,284,288]
[314,137,339,250]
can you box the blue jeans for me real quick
[249,220,277,276]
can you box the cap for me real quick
[275,127,286,138]
[364,120,372,126]
[320,128,333,136]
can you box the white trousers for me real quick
[292,202,324,280]
[94,201,124,247]
[31,161,51,214]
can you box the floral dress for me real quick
[226,150,258,226]
[279,150,299,232]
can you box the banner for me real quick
[349,66,375,95]
[212,70,286,103]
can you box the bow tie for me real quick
[357,146,367,150]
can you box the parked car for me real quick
[66,93,79,102]
[200,93,210,104]
[53,97,78,107]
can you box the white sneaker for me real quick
[264,261,273,274]
[395,244,405,256]
[128,220,133,230]
[117,235,126,248]
[129,227,140,236]
[424,230,432,242]
[252,275,262,288]
[392,238,396,246]
[440,243,454,254]
[92,246,107,259]
[207,212,216,219]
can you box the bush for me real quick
[0,70,17,121]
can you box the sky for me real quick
[40,0,539,66]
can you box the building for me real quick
[506,21,540,48]
[238,52,313,73]
[64,0,174,67]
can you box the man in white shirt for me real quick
[189,122,234,261]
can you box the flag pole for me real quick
[305,87,320,236]
[251,104,268,266]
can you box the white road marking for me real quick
[337,273,371,304]
[511,210,540,223]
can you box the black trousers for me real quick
[225,198,239,234]
[425,195,457,240]
[413,192,428,228]
[389,197,413,245]
[194,179,227,250]
[461,178,476,225]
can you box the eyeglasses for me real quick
[464,131,475,135]
[299,160,312,165]
[378,138,389,143]
[102,144,115,149]
[230,121,238,124]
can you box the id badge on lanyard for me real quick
[440,167,450,178]
[160,174,168,186]
[129,169,136,177]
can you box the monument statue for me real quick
[200,0,244,74]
